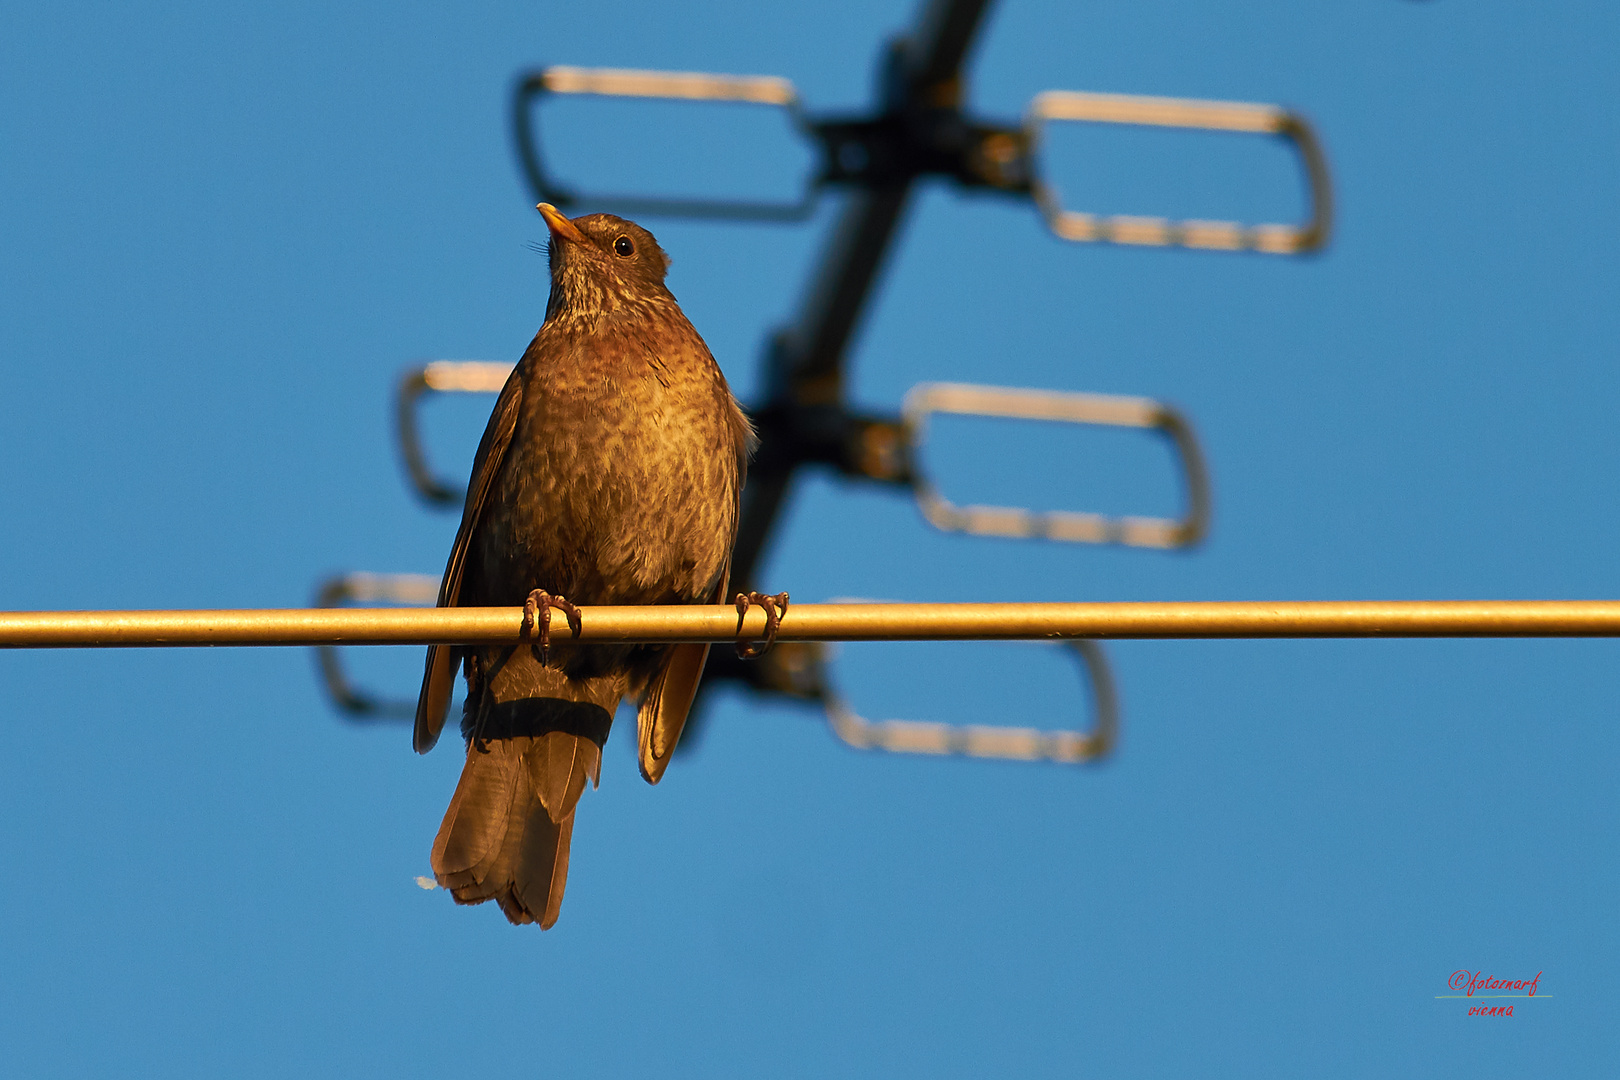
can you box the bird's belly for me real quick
[475,377,734,607]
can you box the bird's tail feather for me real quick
[431,731,600,928]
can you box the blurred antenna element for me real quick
[311,0,1338,764]
[513,67,816,221]
[1025,91,1331,252]
[904,383,1210,547]
[821,639,1117,763]
[396,361,512,505]
[312,573,440,718]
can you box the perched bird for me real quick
[414,203,756,928]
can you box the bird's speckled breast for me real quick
[470,303,740,609]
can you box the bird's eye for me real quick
[613,236,634,257]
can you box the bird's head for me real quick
[537,203,673,322]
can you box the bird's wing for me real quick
[635,560,728,785]
[413,366,526,753]
[635,396,749,784]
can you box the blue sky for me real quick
[1,1,1615,1076]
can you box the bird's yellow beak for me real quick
[537,203,587,245]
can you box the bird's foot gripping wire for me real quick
[734,592,790,659]
[521,589,583,666]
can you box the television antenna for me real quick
[313,0,1332,765]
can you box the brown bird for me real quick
[413,203,755,928]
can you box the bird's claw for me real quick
[521,589,583,666]
[734,591,790,659]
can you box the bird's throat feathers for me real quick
[542,267,681,335]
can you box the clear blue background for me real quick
[1,1,1614,1075]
